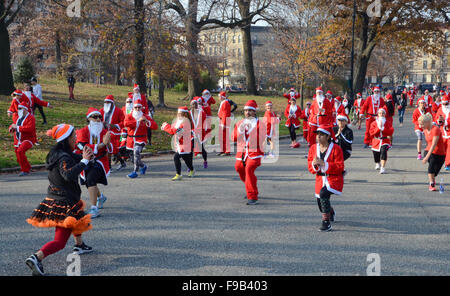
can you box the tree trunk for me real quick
[186,1,200,99]
[158,77,165,107]
[55,31,62,76]
[241,25,257,95]
[134,0,146,94]
[0,21,14,95]
[115,54,121,85]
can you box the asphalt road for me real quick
[0,113,448,276]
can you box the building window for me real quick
[238,48,241,57]
[423,74,427,82]
[209,47,212,55]
[238,35,241,43]
[232,35,235,43]
[423,60,427,69]
[431,60,436,69]
[232,49,235,57]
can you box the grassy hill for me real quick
[0,76,293,169]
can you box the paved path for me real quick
[0,113,449,276]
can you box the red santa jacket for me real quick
[333,102,345,124]
[434,105,450,127]
[76,126,113,178]
[190,108,207,143]
[369,119,394,152]
[21,92,50,114]
[284,104,302,128]
[7,97,21,122]
[162,118,193,154]
[360,96,386,119]
[412,107,429,132]
[307,142,344,198]
[202,95,216,117]
[10,113,36,147]
[232,117,266,162]
[218,99,231,127]
[353,97,366,113]
[431,101,441,116]
[419,95,433,108]
[308,98,334,127]
[264,110,280,138]
[100,105,125,138]
[283,91,300,101]
[300,106,310,132]
[124,113,158,149]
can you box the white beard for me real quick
[290,91,296,98]
[104,103,112,113]
[377,117,386,127]
[373,94,380,102]
[317,94,325,103]
[132,110,143,121]
[343,101,348,107]
[335,102,340,110]
[133,93,141,101]
[89,121,103,137]
[203,94,211,101]
[443,105,450,114]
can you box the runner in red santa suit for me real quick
[307,124,344,232]
[76,108,113,218]
[300,101,312,146]
[117,94,134,169]
[325,90,334,104]
[408,87,416,107]
[8,101,36,176]
[124,99,158,179]
[100,95,125,171]
[131,84,149,115]
[431,91,445,116]
[201,89,216,137]
[333,96,346,126]
[412,99,430,160]
[418,89,433,108]
[232,100,266,205]
[263,100,280,158]
[217,91,232,156]
[283,87,300,101]
[190,98,208,168]
[370,108,394,174]
[308,87,335,146]
[360,86,386,148]
[353,92,365,129]
[161,107,195,181]
[21,82,53,116]
[284,97,302,148]
[7,90,24,122]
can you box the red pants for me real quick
[15,141,32,173]
[444,138,450,166]
[409,97,414,107]
[40,227,80,258]
[69,86,75,99]
[364,117,375,145]
[219,125,230,154]
[308,125,317,146]
[235,158,261,200]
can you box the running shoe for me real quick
[127,171,138,179]
[116,162,126,171]
[445,166,450,171]
[73,242,93,255]
[88,206,100,218]
[319,220,332,232]
[429,184,437,191]
[417,153,422,160]
[18,172,29,177]
[172,174,182,181]
[188,170,195,178]
[96,194,107,209]
[203,161,208,169]
[375,163,381,170]
[246,199,258,205]
[25,254,45,276]
[379,167,386,174]
[140,164,148,175]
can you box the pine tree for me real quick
[13,57,35,84]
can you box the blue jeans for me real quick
[398,108,405,123]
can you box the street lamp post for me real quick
[350,0,356,102]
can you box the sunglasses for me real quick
[90,115,102,119]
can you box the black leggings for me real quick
[174,153,194,175]
[201,143,207,161]
[33,105,46,123]
[289,124,297,141]
[317,187,333,213]
[373,146,388,163]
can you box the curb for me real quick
[0,135,294,174]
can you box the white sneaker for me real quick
[375,163,380,170]
[88,206,100,218]
[379,167,386,174]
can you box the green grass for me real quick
[0,76,294,169]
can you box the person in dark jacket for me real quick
[398,89,408,127]
[25,124,94,276]
[333,114,353,162]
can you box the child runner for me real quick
[263,100,280,158]
[25,124,93,276]
[369,108,394,174]
[284,97,302,148]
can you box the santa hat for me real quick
[191,97,200,104]
[417,99,426,104]
[326,91,333,96]
[133,84,140,90]
[265,101,273,106]
[128,92,133,99]
[46,124,74,143]
[385,93,393,101]
[86,107,101,118]
[134,99,143,107]
[306,101,312,105]
[442,96,449,104]
[290,88,295,92]
[244,100,258,111]
[219,91,227,99]
[440,90,445,95]
[336,113,349,122]
[104,95,115,103]
[313,94,316,99]
[316,87,323,93]
[12,89,23,96]
[357,93,362,97]
[202,89,210,95]
[314,124,333,136]
[334,96,342,102]
[178,106,189,113]
[373,86,381,92]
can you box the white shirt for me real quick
[33,84,43,100]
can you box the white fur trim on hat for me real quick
[86,110,102,118]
